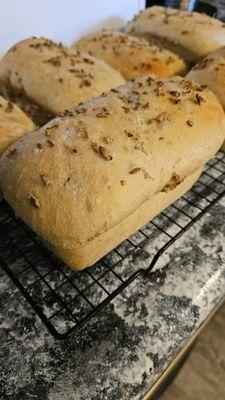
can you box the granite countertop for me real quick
[0,190,225,400]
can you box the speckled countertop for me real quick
[0,190,225,400]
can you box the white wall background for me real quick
[0,0,145,54]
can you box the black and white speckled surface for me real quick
[0,195,225,400]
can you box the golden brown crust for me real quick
[75,30,187,80]
[0,95,35,155]
[187,47,225,151]
[47,168,202,269]
[187,47,225,110]
[0,37,125,114]
[125,6,225,62]
[0,76,224,269]
[0,81,54,126]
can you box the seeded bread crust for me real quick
[0,83,54,126]
[187,47,225,151]
[0,76,224,269]
[0,95,35,200]
[187,47,225,108]
[0,37,125,115]
[0,95,35,155]
[75,29,187,80]
[124,6,225,63]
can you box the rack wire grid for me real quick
[1,150,225,339]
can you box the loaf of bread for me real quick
[75,29,187,80]
[187,47,225,150]
[0,76,224,270]
[187,47,225,108]
[0,95,35,155]
[0,86,54,127]
[48,168,202,268]
[124,6,225,63]
[0,37,125,115]
[0,95,35,200]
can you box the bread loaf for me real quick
[0,95,35,155]
[0,85,54,127]
[0,76,224,269]
[124,6,225,63]
[187,47,225,150]
[0,37,125,115]
[75,29,187,80]
[0,95,35,200]
[48,168,202,268]
[187,47,225,108]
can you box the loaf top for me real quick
[187,47,225,108]
[125,6,225,61]
[75,29,186,80]
[0,37,125,114]
[0,76,224,250]
[0,95,35,155]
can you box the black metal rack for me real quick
[1,151,225,339]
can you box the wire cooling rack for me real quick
[1,150,225,339]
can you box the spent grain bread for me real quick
[0,37,125,115]
[0,76,224,269]
[0,85,54,127]
[0,95,35,155]
[187,47,225,108]
[75,29,187,80]
[48,168,202,268]
[124,6,225,63]
[187,47,225,150]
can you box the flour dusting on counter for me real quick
[0,198,225,400]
